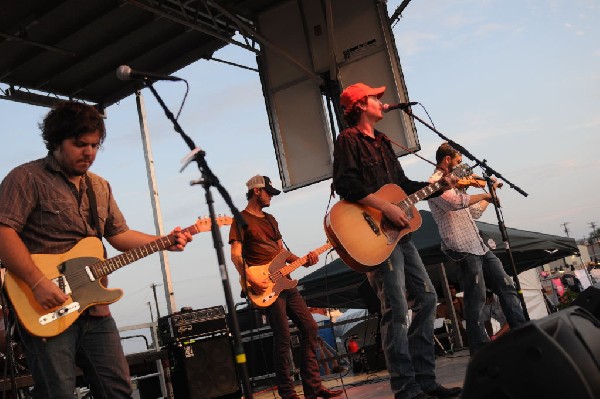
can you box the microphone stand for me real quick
[405,109,531,321]
[142,82,253,398]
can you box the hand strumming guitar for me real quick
[381,202,410,228]
[32,277,69,310]
[246,271,269,294]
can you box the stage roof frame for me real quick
[0,0,294,108]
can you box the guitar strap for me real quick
[85,175,107,258]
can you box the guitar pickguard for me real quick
[380,208,415,244]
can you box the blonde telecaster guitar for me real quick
[324,164,471,272]
[5,216,232,337]
[242,242,332,308]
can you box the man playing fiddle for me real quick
[427,142,526,354]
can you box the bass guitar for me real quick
[324,164,471,272]
[5,216,232,337]
[242,242,332,308]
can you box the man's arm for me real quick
[0,225,69,309]
[359,193,411,228]
[230,240,246,276]
[106,227,191,252]
[230,240,268,291]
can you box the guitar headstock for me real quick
[194,215,234,233]
[451,163,473,178]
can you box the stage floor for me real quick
[252,350,470,399]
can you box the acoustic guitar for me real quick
[242,242,332,308]
[5,216,232,337]
[324,164,471,272]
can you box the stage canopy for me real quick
[298,210,579,309]
[0,0,282,108]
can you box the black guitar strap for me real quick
[85,175,107,258]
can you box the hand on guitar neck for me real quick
[303,250,319,267]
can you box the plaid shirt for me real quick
[427,170,488,255]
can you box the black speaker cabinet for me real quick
[572,282,600,321]
[170,336,240,399]
[462,306,600,399]
[241,327,303,389]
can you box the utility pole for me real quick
[561,222,570,237]
[147,301,154,322]
[558,222,571,267]
[151,283,161,318]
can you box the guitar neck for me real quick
[277,243,332,277]
[395,180,446,211]
[90,224,200,279]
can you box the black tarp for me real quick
[299,210,578,308]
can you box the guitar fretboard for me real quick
[90,224,201,279]
[271,243,333,281]
[395,164,471,210]
[396,180,445,211]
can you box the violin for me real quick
[456,175,487,189]
[456,175,504,190]
[455,174,503,207]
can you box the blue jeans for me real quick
[367,238,438,399]
[266,287,321,399]
[454,250,527,353]
[20,314,132,399]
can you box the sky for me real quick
[1,0,599,353]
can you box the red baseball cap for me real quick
[340,83,386,109]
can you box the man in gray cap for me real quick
[229,175,342,399]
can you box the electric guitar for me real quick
[242,242,332,308]
[5,216,232,337]
[324,164,471,272]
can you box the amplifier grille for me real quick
[158,306,228,346]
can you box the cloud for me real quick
[474,23,511,36]
[395,31,438,57]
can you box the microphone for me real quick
[383,102,418,112]
[116,65,182,82]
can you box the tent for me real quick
[299,210,578,309]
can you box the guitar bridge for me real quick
[52,275,72,295]
[39,302,81,325]
[362,212,381,236]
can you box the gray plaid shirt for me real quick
[427,170,488,255]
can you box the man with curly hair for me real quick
[0,101,192,398]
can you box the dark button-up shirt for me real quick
[332,127,430,201]
[0,154,129,316]
[0,154,128,254]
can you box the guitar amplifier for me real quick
[158,306,228,346]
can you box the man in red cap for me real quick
[229,175,342,399]
[332,83,461,399]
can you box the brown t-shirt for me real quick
[228,210,282,266]
[0,154,129,316]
